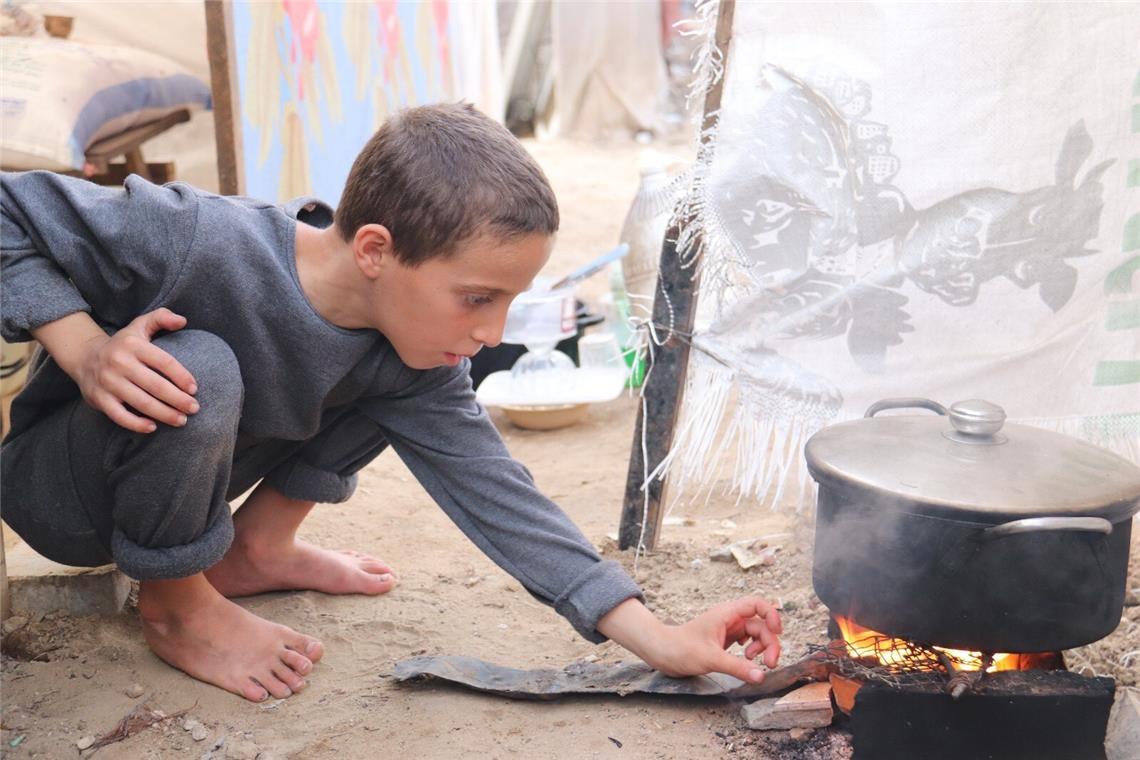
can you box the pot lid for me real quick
[804,398,1140,523]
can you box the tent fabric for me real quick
[540,1,668,139]
[654,0,1140,508]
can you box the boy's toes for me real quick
[356,569,396,595]
[256,672,294,700]
[240,678,270,703]
[360,557,395,576]
[280,648,313,676]
[286,635,324,663]
[273,665,307,693]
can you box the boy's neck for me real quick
[293,222,375,331]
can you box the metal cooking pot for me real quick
[804,398,1140,653]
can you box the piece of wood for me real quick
[0,540,9,621]
[204,0,244,195]
[721,651,837,700]
[830,672,861,715]
[79,110,189,184]
[773,682,833,712]
[83,109,191,168]
[79,162,177,186]
[618,0,736,551]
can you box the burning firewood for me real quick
[722,650,838,699]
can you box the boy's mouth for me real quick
[442,346,482,366]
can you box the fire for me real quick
[834,615,1041,673]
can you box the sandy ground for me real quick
[2,138,1138,759]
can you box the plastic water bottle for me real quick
[614,151,680,387]
[618,152,677,306]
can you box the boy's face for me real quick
[374,233,553,370]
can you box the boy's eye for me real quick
[465,294,493,307]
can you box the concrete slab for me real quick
[4,539,131,617]
[1107,687,1140,760]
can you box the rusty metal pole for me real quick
[618,0,736,551]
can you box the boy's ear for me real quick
[352,223,395,279]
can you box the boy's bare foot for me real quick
[138,575,324,703]
[204,539,397,598]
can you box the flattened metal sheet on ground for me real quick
[393,655,746,699]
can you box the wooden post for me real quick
[204,0,244,196]
[1,540,9,621]
[618,0,736,551]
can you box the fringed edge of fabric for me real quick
[1015,413,1140,467]
[642,350,832,515]
[679,0,724,120]
[644,349,1140,515]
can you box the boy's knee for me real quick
[151,329,243,431]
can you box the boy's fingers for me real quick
[109,378,187,428]
[140,340,198,396]
[137,308,188,337]
[744,627,781,667]
[131,361,199,415]
[729,597,781,632]
[764,640,781,669]
[744,616,777,641]
[712,651,766,684]
[95,393,157,434]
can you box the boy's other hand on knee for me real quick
[71,308,200,433]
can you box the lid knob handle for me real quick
[948,399,1006,437]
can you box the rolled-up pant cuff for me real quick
[264,459,357,503]
[111,513,234,580]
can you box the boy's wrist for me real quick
[596,597,673,669]
[30,311,106,380]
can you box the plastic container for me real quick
[468,302,603,389]
[618,152,680,304]
[502,278,577,347]
[606,265,647,388]
[501,403,589,431]
[611,153,680,388]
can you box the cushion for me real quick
[0,37,212,172]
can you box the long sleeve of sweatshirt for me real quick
[359,364,643,642]
[1,170,199,342]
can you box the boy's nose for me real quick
[472,318,505,348]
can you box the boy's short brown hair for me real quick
[335,102,559,265]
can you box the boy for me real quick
[1,103,780,703]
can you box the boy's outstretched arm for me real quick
[597,596,782,684]
[364,363,780,682]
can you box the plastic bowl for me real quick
[501,403,589,431]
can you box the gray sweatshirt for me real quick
[0,171,642,642]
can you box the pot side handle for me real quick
[982,516,1114,541]
[864,398,949,418]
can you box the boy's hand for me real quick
[597,596,782,685]
[71,308,199,433]
[651,597,783,683]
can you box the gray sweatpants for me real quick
[1,330,389,580]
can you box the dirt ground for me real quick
[2,138,1138,759]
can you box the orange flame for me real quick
[834,616,1043,673]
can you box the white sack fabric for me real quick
[659,1,1140,508]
